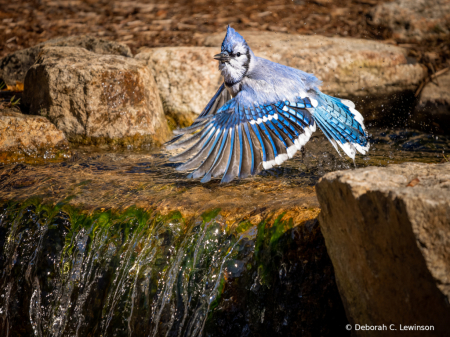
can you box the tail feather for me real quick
[312,93,369,159]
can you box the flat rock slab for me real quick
[316,162,450,336]
[0,35,132,87]
[204,31,426,98]
[0,151,319,224]
[0,109,69,163]
[136,47,222,127]
[23,46,171,146]
[370,0,450,42]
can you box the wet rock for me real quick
[0,36,132,87]
[23,46,171,146]
[204,31,426,98]
[0,108,67,150]
[0,108,69,163]
[0,150,320,218]
[316,162,450,336]
[135,47,222,128]
[413,71,450,134]
[420,71,450,107]
[370,0,450,42]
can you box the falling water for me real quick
[0,200,345,337]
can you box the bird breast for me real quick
[225,81,241,98]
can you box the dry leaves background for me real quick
[0,0,449,91]
[0,0,403,57]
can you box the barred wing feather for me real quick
[167,91,320,183]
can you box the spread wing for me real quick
[164,84,231,147]
[166,86,317,183]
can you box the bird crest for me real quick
[221,25,247,53]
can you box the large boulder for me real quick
[370,0,450,42]
[0,108,69,163]
[316,162,450,336]
[135,47,222,127]
[23,46,171,146]
[204,31,426,98]
[0,36,132,87]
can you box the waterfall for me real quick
[0,199,346,337]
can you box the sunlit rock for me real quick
[135,47,222,128]
[0,35,132,88]
[316,162,450,335]
[0,108,69,164]
[23,46,171,147]
[203,31,426,98]
[370,0,450,41]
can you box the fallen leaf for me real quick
[406,178,420,187]
[6,82,24,92]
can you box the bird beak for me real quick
[214,52,230,62]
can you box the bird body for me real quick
[167,27,369,183]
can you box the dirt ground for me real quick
[0,0,388,55]
[0,0,449,85]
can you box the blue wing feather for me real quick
[168,87,368,182]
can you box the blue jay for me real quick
[166,26,369,183]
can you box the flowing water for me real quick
[0,128,448,337]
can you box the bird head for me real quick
[215,26,251,86]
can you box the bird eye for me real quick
[236,52,241,57]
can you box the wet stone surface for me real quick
[0,108,71,165]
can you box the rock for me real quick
[413,70,450,134]
[0,35,132,87]
[316,162,450,336]
[0,108,69,163]
[23,46,171,146]
[135,47,222,128]
[203,31,426,98]
[370,0,450,42]
[419,70,450,106]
